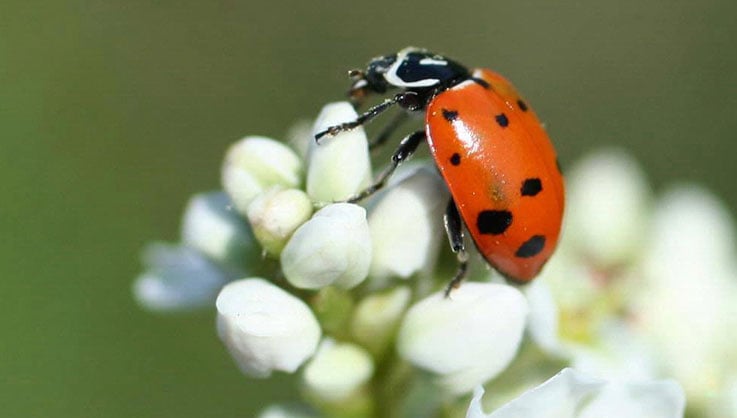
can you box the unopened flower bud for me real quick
[180,191,259,270]
[398,283,528,395]
[367,166,448,282]
[216,278,321,377]
[281,203,371,290]
[302,339,374,402]
[133,243,230,311]
[247,187,313,257]
[306,102,372,204]
[222,136,303,213]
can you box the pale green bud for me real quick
[302,339,374,402]
[247,187,313,257]
[351,286,411,357]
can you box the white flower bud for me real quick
[524,280,563,355]
[257,405,319,418]
[367,166,449,282]
[180,191,259,270]
[222,136,303,213]
[281,203,371,290]
[302,339,374,402]
[565,149,651,266]
[247,187,313,257]
[133,243,230,311]
[306,102,372,204]
[216,278,321,377]
[351,286,412,356]
[467,368,685,418]
[398,283,528,395]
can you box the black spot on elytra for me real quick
[495,113,509,128]
[517,99,528,112]
[477,210,512,235]
[450,153,461,166]
[442,109,458,122]
[472,77,490,89]
[515,235,546,258]
[521,178,542,196]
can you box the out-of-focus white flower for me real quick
[306,102,372,204]
[564,148,651,267]
[524,281,563,356]
[246,187,313,257]
[397,283,528,395]
[133,243,231,311]
[180,191,259,270]
[222,136,304,214]
[257,404,319,418]
[302,339,374,402]
[216,278,321,377]
[636,185,737,405]
[281,203,371,290]
[467,368,685,418]
[367,166,449,283]
[351,286,411,356]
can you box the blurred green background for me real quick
[1,0,736,416]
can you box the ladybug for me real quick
[316,47,564,293]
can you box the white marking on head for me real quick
[419,57,448,66]
[383,49,440,88]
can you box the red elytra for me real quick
[316,48,565,286]
[426,68,564,282]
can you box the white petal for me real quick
[222,136,303,213]
[397,283,528,394]
[306,102,372,204]
[484,369,604,418]
[578,380,685,418]
[565,149,651,266]
[133,243,229,311]
[367,166,449,282]
[246,187,313,257]
[281,203,371,290]
[180,191,259,270]
[474,368,685,418]
[216,278,321,377]
[302,339,374,402]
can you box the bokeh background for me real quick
[2,0,736,416]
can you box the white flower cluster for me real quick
[522,149,737,418]
[130,102,718,418]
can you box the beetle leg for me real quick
[444,198,469,297]
[345,130,425,203]
[315,92,419,142]
[369,110,409,150]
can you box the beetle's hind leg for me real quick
[443,198,469,297]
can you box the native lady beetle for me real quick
[316,47,564,293]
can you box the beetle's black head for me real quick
[348,48,470,106]
[348,54,397,104]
